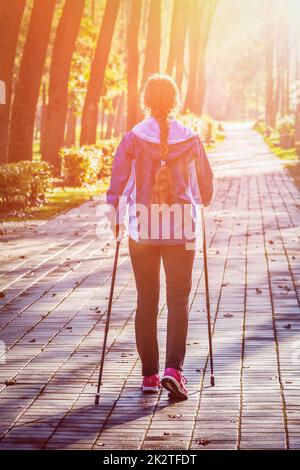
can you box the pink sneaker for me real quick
[141,374,161,393]
[161,368,188,400]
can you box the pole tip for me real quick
[211,376,215,386]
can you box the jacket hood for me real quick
[132,116,198,145]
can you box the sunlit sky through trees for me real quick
[2,0,300,166]
[13,0,300,123]
[205,0,300,120]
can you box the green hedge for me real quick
[60,143,115,186]
[0,161,52,212]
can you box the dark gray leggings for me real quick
[129,238,195,376]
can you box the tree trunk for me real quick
[80,0,121,145]
[142,0,161,86]
[175,0,190,93]
[194,54,206,115]
[127,0,142,130]
[284,21,290,115]
[8,0,56,163]
[265,3,275,126]
[166,0,180,76]
[40,82,47,156]
[105,112,114,139]
[184,0,201,112]
[113,93,125,136]
[91,0,95,20]
[100,101,105,140]
[295,8,300,142]
[279,23,286,118]
[193,0,218,115]
[0,0,26,163]
[42,0,84,173]
[65,105,77,147]
[273,32,281,124]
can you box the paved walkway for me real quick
[0,123,299,450]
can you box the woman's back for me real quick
[107,115,213,244]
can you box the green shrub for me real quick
[276,115,295,135]
[295,141,300,158]
[0,161,52,213]
[60,142,116,186]
[179,112,224,144]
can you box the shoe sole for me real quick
[161,376,188,400]
[142,386,159,394]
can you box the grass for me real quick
[1,180,109,223]
[258,129,300,192]
[268,140,300,191]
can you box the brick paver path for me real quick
[0,123,299,450]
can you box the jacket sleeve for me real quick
[193,137,213,206]
[106,132,133,223]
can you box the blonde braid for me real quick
[152,111,174,205]
[141,74,180,205]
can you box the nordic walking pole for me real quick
[201,205,215,386]
[95,227,121,405]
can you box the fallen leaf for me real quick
[5,379,17,386]
[256,288,262,294]
[284,324,291,329]
[168,413,182,419]
[29,339,36,343]
[223,313,234,318]
[197,439,211,446]
[164,432,170,436]
[0,292,5,298]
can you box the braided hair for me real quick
[141,74,180,205]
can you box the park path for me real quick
[0,123,299,450]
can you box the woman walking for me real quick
[106,74,213,400]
